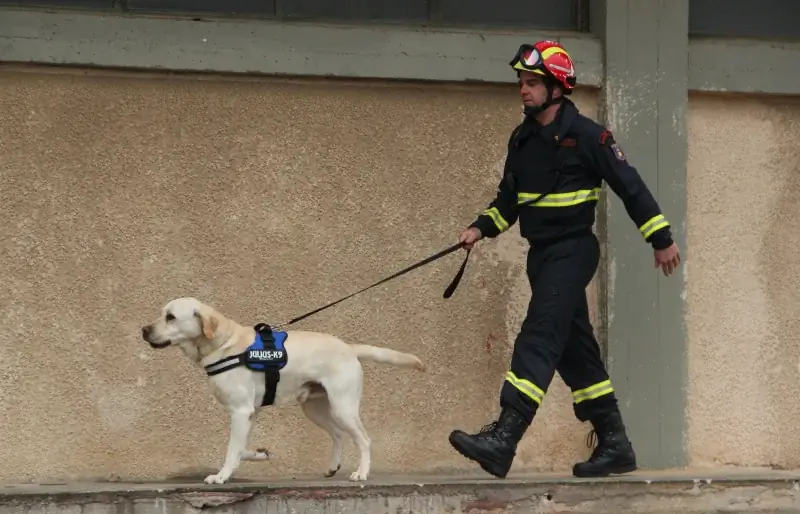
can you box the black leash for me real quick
[273,181,557,329]
[274,243,471,328]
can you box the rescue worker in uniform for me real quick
[448,40,682,479]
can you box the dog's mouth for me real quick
[148,341,172,349]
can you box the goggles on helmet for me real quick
[509,44,546,73]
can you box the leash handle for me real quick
[279,242,468,327]
[443,247,471,299]
[439,190,550,301]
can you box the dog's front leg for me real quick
[205,408,253,485]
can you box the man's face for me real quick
[518,70,556,107]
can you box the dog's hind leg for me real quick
[323,367,371,482]
[301,396,345,477]
[328,397,371,482]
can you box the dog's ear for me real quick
[195,309,218,339]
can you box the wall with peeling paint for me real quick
[686,92,800,470]
[0,67,603,483]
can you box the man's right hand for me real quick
[654,242,681,277]
[459,227,483,249]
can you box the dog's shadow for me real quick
[162,468,259,484]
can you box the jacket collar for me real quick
[514,97,580,149]
[538,98,578,145]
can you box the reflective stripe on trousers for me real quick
[505,370,545,405]
[572,380,614,404]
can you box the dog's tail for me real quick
[349,344,426,372]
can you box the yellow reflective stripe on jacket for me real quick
[571,380,614,405]
[483,207,509,232]
[639,214,670,239]
[517,188,601,207]
[505,371,545,405]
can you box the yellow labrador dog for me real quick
[141,297,425,485]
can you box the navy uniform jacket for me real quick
[470,98,673,250]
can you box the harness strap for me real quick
[254,323,281,407]
[205,355,244,376]
[262,369,280,406]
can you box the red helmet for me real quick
[509,40,577,93]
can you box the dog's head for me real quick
[141,297,219,350]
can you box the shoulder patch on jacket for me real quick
[610,142,626,161]
[599,129,626,160]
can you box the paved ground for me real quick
[1,469,799,513]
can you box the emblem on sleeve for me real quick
[610,143,626,161]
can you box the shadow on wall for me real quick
[761,96,800,469]
[686,91,800,469]
[0,67,600,482]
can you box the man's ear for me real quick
[195,310,218,339]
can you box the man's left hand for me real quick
[654,243,681,277]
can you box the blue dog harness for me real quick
[204,323,289,406]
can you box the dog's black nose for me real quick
[142,326,151,339]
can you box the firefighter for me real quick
[448,40,681,479]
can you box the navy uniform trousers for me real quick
[500,231,618,425]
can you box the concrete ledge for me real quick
[0,8,605,86]
[2,471,800,513]
[4,7,800,95]
[688,37,800,95]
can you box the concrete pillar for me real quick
[594,0,690,469]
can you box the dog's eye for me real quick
[165,313,175,322]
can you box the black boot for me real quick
[572,409,637,477]
[448,407,529,478]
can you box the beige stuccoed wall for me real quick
[0,67,602,483]
[686,92,800,470]
[6,67,800,485]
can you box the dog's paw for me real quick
[349,470,368,482]
[253,448,270,461]
[204,473,229,485]
[324,465,341,478]
[248,448,271,462]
